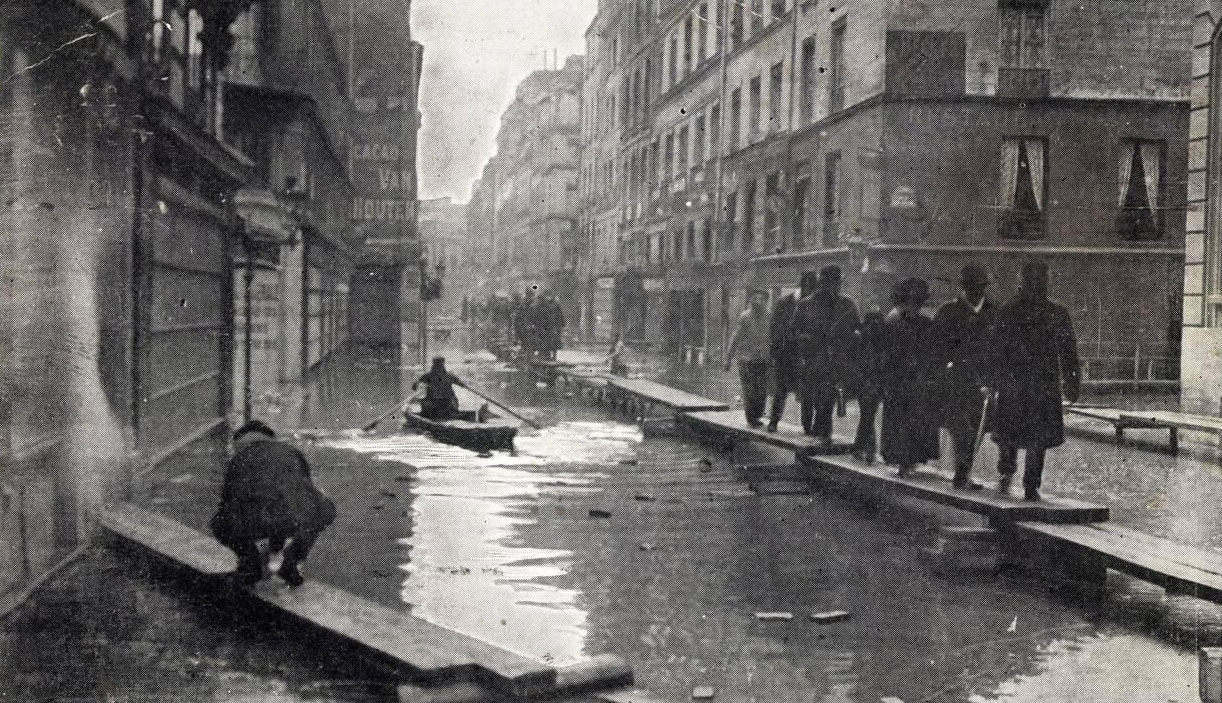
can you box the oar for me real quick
[461,382,542,430]
[362,389,423,432]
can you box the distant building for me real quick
[581,0,1192,378]
[475,58,584,329]
[418,197,469,319]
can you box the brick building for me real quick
[582,0,1191,379]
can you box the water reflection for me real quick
[321,421,642,665]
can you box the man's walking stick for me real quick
[969,389,995,474]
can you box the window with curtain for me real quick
[743,180,757,252]
[1117,140,1164,241]
[998,137,1047,240]
[793,172,810,250]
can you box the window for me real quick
[998,1,1049,96]
[684,15,694,77]
[999,137,1047,240]
[772,0,787,22]
[748,76,761,138]
[686,221,697,259]
[664,133,675,181]
[678,125,690,177]
[187,8,204,90]
[715,0,724,53]
[999,1,1047,69]
[698,3,709,62]
[764,172,781,252]
[829,20,847,112]
[702,219,713,261]
[731,0,744,49]
[1117,140,1165,241]
[709,103,721,161]
[670,35,679,86]
[724,191,739,255]
[793,173,810,250]
[751,0,763,34]
[730,87,742,151]
[800,37,817,125]
[769,61,784,132]
[694,112,707,169]
[743,180,757,252]
[673,229,683,260]
[823,152,842,246]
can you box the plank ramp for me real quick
[558,368,610,390]
[98,502,617,698]
[681,410,852,453]
[1014,521,1222,603]
[796,454,1109,525]
[605,378,728,412]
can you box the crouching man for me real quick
[210,420,336,586]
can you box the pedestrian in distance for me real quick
[725,290,772,427]
[606,332,630,377]
[880,278,940,477]
[930,264,997,490]
[792,265,860,445]
[851,303,887,464]
[210,420,336,587]
[990,260,1080,501]
[540,291,566,361]
[413,356,468,420]
[766,271,816,433]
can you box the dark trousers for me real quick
[853,389,882,455]
[212,498,336,577]
[738,359,770,424]
[949,426,977,485]
[997,444,1046,491]
[769,361,798,425]
[802,377,836,439]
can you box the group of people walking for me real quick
[511,288,567,360]
[726,260,1080,501]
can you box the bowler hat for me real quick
[961,263,990,288]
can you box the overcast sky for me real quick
[412,1,597,203]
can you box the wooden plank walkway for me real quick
[99,503,632,699]
[605,377,728,413]
[1064,404,1222,454]
[796,454,1109,525]
[1013,521,1222,602]
[681,410,853,454]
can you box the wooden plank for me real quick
[98,503,562,697]
[1014,522,1222,601]
[682,410,851,452]
[606,378,728,411]
[797,454,1109,524]
[1120,411,1222,434]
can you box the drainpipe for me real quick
[243,224,254,422]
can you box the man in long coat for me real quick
[792,265,860,443]
[766,271,816,432]
[930,264,996,490]
[990,260,1080,501]
[210,421,336,586]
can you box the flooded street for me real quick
[144,347,1210,702]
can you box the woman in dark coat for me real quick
[851,306,887,464]
[880,278,940,476]
[989,260,1080,500]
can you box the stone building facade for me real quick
[471,58,585,329]
[1182,1,1222,410]
[581,0,1191,379]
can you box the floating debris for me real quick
[755,612,794,621]
[380,491,397,498]
[692,686,716,700]
[619,458,640,466]
[634,494,656,502]
[589,509,612,518]
[810,611,852,624]
[640,543,655,552]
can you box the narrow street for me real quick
[102,342,1218,702]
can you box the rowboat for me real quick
[402,402,518,451]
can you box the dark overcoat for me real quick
[989,294,1080,449]
[791,291,860,385]
[930,297,996,435]
[211,439,332,541]
[880,310,940,467]
[768,293,800,377]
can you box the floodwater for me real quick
[146,347,1214,702]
